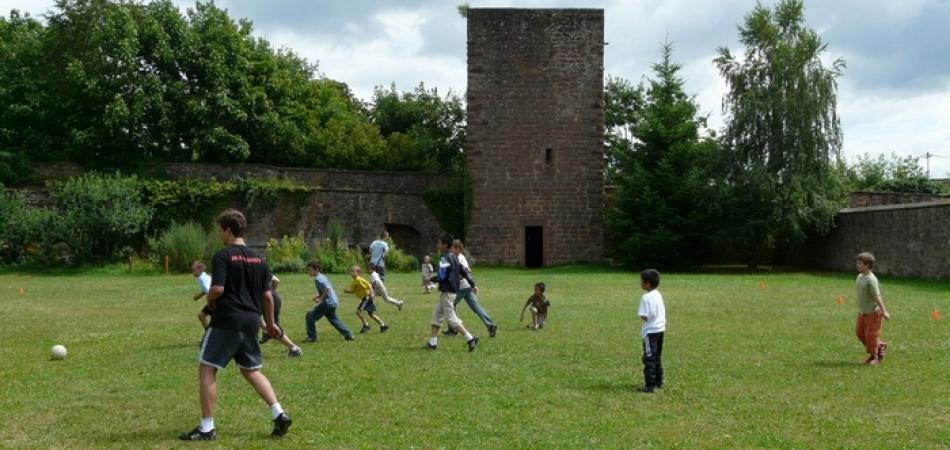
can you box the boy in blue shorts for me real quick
[345,265,389,334]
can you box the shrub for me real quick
[266,232,308,264]
[154,222,207,272]
[309,237,363,274]
[47,172,153,264]
[383,239,419,272]
[270,257,306,273]
[0,151,32,186]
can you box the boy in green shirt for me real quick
[855,252,890,366]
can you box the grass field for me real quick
[1,265,948,449]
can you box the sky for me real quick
[3,0,949,177]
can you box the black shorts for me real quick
[357,297,376,314]
[198,328,263,370]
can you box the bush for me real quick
[270,257,306,273]
[0,189,53,264]
[154,222,207,272]
[383,238,419,272]
[48,172,153,264]
[266,232,308,264]
[309,237,363,274]
[0,151,32,186]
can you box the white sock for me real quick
[270,402,284,420]
[463,331,474,341]
[200,417,214,432]
[428,337,438,346]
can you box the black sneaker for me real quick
[287,347,302,357]
[271,413,292,437]
[442,328,458,336]
[397,302,403,311]
[467,336,479,352]
[637,386,656,393]
[360,324,371,334]
[179,426,216,441]
[303,337,317,343]
[344,336,355,341]
[425,343,437,350]
[380,325,390,333]
[488,324,497,338]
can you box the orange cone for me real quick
[759,281,766,290]
[932,309,941,321]
[18,287,24,296]
[836,295,845,305]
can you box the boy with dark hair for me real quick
[304,261,355,342]
[520,282,550,330]
[426,233,479,351]
[258,275,303,357]
[637,269,666,393]
[344,264,389,334]
[179,209,292,441]
[855,252,890,365]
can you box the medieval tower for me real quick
[465,8,605,266]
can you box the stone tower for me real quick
[465,8,605,266]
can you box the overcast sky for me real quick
[4,0,949,177]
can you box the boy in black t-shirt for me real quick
[179,209,293,441]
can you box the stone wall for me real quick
[848,191,948,208]
[795,201,950,279]
[465,8,605,266]
[27,162,455,257]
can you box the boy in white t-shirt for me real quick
[369,264,404,310]
[191,261,213,331]
[637,269,666,393]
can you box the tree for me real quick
[714,0,848,266]
[370,83,466,174]
[603,76,643,184]
[606,43,724,269]
[846,152,946,194]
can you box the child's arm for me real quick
[271,276,280,290]
[193,291,206,301]
[519,299,531,322]
[875,295,890,320]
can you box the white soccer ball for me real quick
[50,344,67,360]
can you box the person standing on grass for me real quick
[442,240,498,337]
[426,233,479,351]
[421,255,435,294]
[179,209,292,441]
[258,275,303,357]
[369,231,390,281]
[344,264,389,334]
[637,269,666,393]
[370,263,404,310]
[855,252,890,366]
[303,261,355,342]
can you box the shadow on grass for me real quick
[811,359,861,369]
[99,426,264,446]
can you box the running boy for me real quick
[855,252,890,365]
[344,265,389,334]
[370,264,404,310]
[304,261,354,342]
[259,275,303,357]
[427,233,478,351]
[191,261,213,332]
[637,269,666,393]
[520,282,550,330]
[444,240,497,337]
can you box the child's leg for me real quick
[325,307,354,339]
[655,332,664,387]
[369,313,385,326]
[305,305,326,340]
[855,314,868,350]
[356,309,368,326]
[462,292,495,328]
[863,312,883,356]
[531,310,539,329]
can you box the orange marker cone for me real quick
[932,309,941,321]
[18,287,24,296]
[759,281,766,290]
[836,295,845,305]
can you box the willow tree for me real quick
[714,0,847,265]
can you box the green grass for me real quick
[1,266,948,448]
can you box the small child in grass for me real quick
[421,255,434,294]
[370,264,404,310]
[520,282,550,330]
[344,265,389,334]
[191,261,213,333]
[855,252,890,365]
[637,269,665,393]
